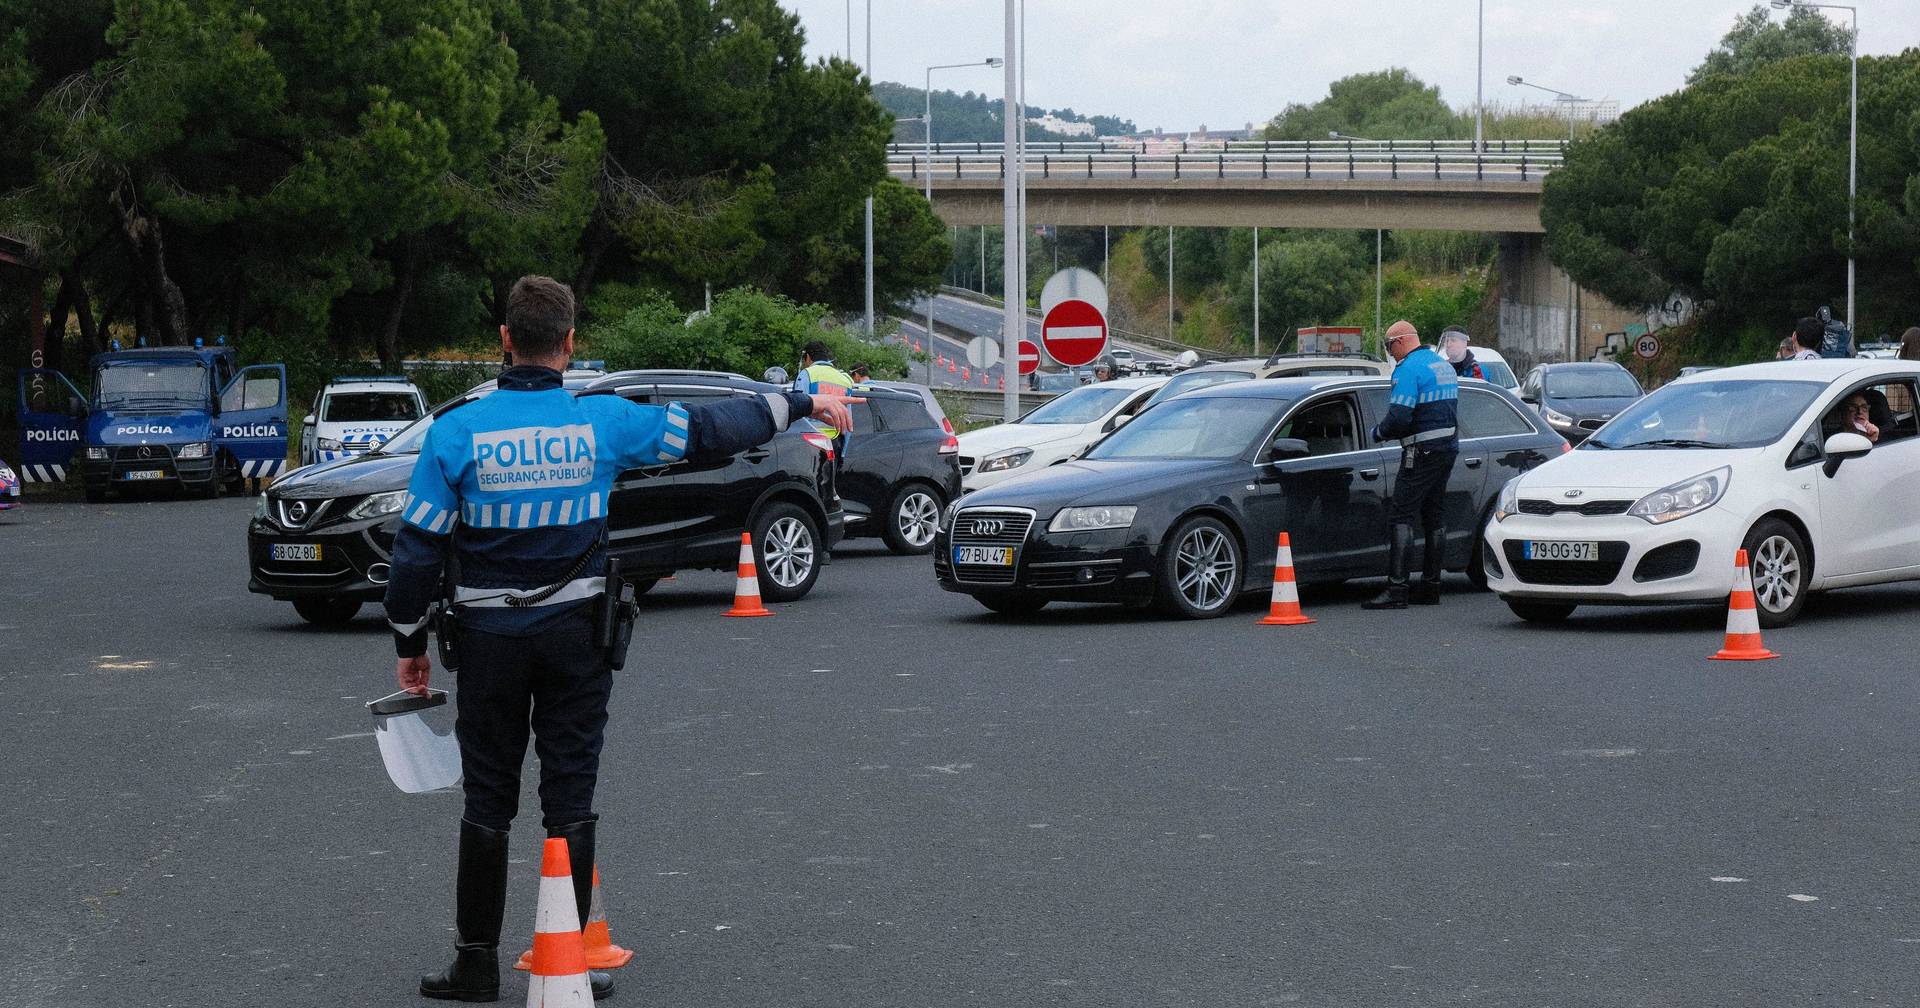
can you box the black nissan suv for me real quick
[247,369,844,625]
[838,381,963,555]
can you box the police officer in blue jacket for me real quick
[1364,319,1459,610]
[388,276,859,1002]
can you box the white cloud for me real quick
[785,0,1916,132]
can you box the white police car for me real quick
[300,376,426,465]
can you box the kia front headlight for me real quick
[977,448,1033,474]
[1627,467,1729,524]
[1544,408,1575,428]
[347,489,408,521]
[1048,505,1137,533]
[1494,477,1522,522]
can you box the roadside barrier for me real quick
[1710,549,1778,661]
[1257,532,1315,626]
[516,865,633,971]
[524,838,595,1006]
[724,533,774,617]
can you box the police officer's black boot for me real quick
[1362,524,1413,610]
[549,820,615,1001]
[421,819,509,1002]
[1410,522,1445,605]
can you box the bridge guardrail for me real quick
[890,149,1562,184]
[887,138,1569,156]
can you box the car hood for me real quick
[1547,395,1640,419]
[960,457,1226,510]
[274,450,417,497]
[957,422,1086,456]
[88,410,211,445]
[1518,446,1762,494]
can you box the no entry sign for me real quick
[1016,338,1041,376]
[1041,299,1108,368]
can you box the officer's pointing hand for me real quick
[809,392,864,434]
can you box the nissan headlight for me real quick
[1627,467,1729,524]
[1494,477,1522,522]
[254,493,270,519]
[84,446,108,461]
[977,448,1033,474]
[318,437,345,452]
[1048,505,1137,533]
[346,489,408,521]
[1544,408,1575,428]
[176,441,211,460]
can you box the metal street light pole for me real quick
[1001,0,1021,422]
[1252,226,1260,357]
[1508,77,1587,359]
[1475,0,1485,151]
[919,60,1001,386]
[1773,0,1857,327]
[1331,132,1387,349]
[861,0,873,340]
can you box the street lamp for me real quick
[1510,75,1588,360]
[1771,0,1857,330]
[1329,134,1385,350]
[920,59,1000,385]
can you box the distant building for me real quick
[1028,113,1094,137]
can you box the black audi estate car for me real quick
[934,376,1566,618]
[249,369,843,625]
[839,381,962,555]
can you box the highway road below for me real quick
[4,498,1918,1007]
[897,293,1172,391]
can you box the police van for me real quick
[17,340,288,501]
[300,376,426,466]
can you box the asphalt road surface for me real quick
[5,498,1919,1007]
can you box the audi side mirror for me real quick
[1266,437,1311,462]
[1106,413,1134,431]
[1822,431,1872,476]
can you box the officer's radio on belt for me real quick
[595,558,639,671]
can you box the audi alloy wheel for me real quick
[1155,516,1243,619]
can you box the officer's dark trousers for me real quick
[1389,446,1457,534]
[455,609,610,831]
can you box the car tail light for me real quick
[939,435,959,455]
[802,431,834,459]
[1559,439,1572,453]
[940,417,955,434]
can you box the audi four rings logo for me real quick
[968,518,1006,536]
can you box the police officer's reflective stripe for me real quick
[462,492,603,529]
[389,612,432,635]
[1409,427,1456,443]
[455,576,606,608]
[406,495,456,532]
[656,403,690,463]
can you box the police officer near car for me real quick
[794,340,855,465]
[1364,319,1459,610]
[388,276,860,1002]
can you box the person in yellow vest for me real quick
[794,340,856,465]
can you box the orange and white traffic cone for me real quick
[998,377,1005,391]
[724,532,773,617]
[947,358,957,373]
[1710,548,1778,660]
[962,366,970,382]
[1257,532,1315,626]
[516,865,634,971]
[524,837,595,1007]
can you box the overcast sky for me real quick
[782,1,1917,132]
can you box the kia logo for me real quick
[1564,489,1584,499]
[288,500,309,522]
[969,518,1005,536]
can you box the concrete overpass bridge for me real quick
[885,140,1636,361]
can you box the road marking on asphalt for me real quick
[326,732,374,741]
[1787,894,1820,902]
[1560,747,1640,757]
[1709,876,1748,883]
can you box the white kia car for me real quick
[1485,359,1920,627]
[957,375,1166,492]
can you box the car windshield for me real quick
[1477,359,1517,387]
[96,363,205,407]
[324,391,422,423]
[1545,368,1641,399]
[1021,383,1136,425]
[1583,379,1826,450]
[377,393,489,454]
[1144,369,1254,408]
[1086,395,1281,460]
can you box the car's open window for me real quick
[1822,378,1919,445]
[1274,396,1360,457]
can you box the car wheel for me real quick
[292,596,362,626]
[976,593,1047,616]
[881,483,942,555]
[754,502,821,603]
[1155,516,1244,619]
[1505,598,1576,623]
[1744,517,1808,628]
[1466,506,1495,591]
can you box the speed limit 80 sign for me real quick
[1634,333,1660,359]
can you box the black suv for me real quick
[248,370,843,625]
[838,381,963,555]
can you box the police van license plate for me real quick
[124,469,167,481]
[271,544,324,562]
[953,545,1014,566]
[1523,540,1599,562]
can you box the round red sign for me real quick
[1040,299,1109,368]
